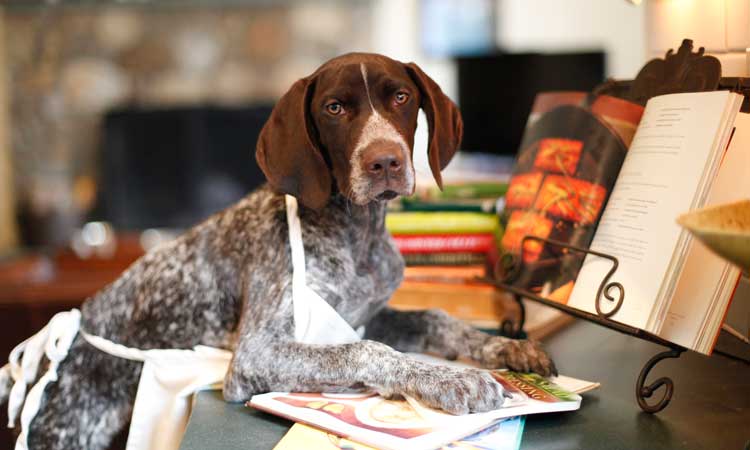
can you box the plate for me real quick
[677,199,750,272]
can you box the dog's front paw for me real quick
[397,367,506,415]
[480,337,557,377]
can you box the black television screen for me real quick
[457,52,605,155]
[95,105,272,230]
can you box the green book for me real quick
[426,182,508,200]
[399,197,500,213]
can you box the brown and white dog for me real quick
[0,53,555,450]
[256,52,462,207]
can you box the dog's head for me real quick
[256,53,463,210]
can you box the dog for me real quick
[0,53,555,450]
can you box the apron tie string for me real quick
[7,309,81,450]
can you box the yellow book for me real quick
[385,212,500,235]
[274,423,376,450]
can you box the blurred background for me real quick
[0,0,653,252]
[1,2,749,441]
[6,0,750,253]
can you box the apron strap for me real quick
[82,332,231,450]
[80,331,147,363]
[284,195,362,345]
[285,194,307,294]
[286,194,314,342]
[7,309,81,450]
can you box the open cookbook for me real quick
[249,355,598,450]
[501,90,750,354]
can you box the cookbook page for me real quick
[658,112,750,352]
[567,91,738,329]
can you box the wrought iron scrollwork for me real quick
[502,236,625,318]
[489,235,690,414]
[636,349,685,413]
[499,294,526,339]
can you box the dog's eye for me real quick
[394,92,409,105]
[326,102,344,115]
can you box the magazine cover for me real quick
[249,371,582,450]
[443,417,525,450]
[499,92,645,303]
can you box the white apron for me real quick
[5,195,362,450]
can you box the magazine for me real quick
[250,368,588,450]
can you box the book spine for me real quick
[403,265,488,284]
[399,199,498,213]
[427,182,509,199]
[403,252,488,266]
[386,212,500,235]
[392,234,497,254]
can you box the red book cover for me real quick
[392,234,496,254]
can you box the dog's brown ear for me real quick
[256,77,331,210]
[404,62,463,189]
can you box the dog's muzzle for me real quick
[362,142,404,178]
[358,140,413,200]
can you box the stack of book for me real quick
[250,354,599,450]
[385,180,509,328]
[388,182,507,268]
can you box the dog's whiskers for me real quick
[343,186,354,217]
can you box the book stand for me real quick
[481,38,750,413]
[484,236,748,413]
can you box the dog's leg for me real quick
[224,337,506,415]
[24,338,140,450]
[364,308,557,376]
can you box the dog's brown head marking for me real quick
[256,53,463,210]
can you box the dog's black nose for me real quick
[362,145,404,178]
